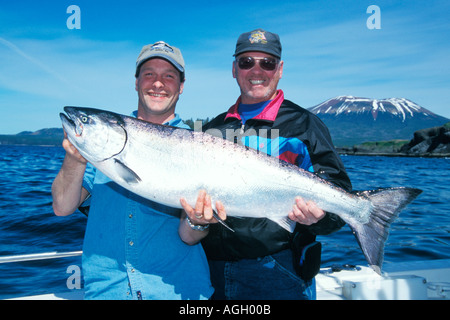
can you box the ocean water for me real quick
[318,155,450,268]
[0,145,449,299]
[0,146,86,299]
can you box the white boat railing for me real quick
[0,251,82,264]
[0,251,84,300]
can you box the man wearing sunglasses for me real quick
[181,29,352,300]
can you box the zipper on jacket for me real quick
[234,122,246,144]
[240,123,245,135]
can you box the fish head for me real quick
[60,106,127,163]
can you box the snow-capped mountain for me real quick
[310,96,435,122]
[308,96,449,146]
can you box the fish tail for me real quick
[349,187,422,274]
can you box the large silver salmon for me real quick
[60,106,422,274]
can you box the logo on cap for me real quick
[248,30,267,44]
[150,41,175,53]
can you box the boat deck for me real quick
[2,252,450,300]
[316,259,450,299]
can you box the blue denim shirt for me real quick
[81,113,213,300]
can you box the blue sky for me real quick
[1,0,449,134]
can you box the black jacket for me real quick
[201,91,352,260]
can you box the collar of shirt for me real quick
[238,100,271,124]
[130,111,189,129]
[225,89,284,122]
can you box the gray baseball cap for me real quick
[135,41,185,81]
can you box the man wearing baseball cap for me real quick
[134,41,186,124]
[53,41,216,299]
[181,29,352,300]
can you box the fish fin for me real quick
[212,211,235,232]
[270,216,297,233]
[114,159,142,184]
[349,187,422,274]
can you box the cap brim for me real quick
[233,48,281,59]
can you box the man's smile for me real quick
[249,79,265,85]
[148,92,168,98]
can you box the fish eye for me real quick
[81,116,88,123]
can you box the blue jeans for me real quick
[208,249,316,300]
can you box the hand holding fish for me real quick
[289,197,325,226]
[181,190,324,229]
[179,190,227,245]
[62,131,88,165]
[180,190,227,226]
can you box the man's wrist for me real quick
[185,216,210,231]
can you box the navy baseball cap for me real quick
[234,29,282,59]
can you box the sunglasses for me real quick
[236,56,279,71]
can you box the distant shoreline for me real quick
[337,150,450,158]
[2,122,449,158]
[0,144,61,147]
[1,143,448,158]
